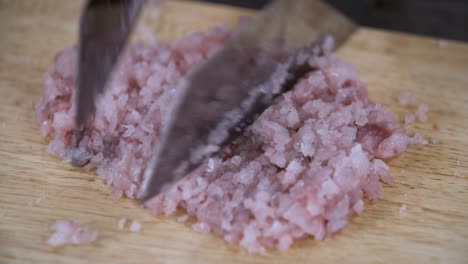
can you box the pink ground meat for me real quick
[36,27,423,253]
[47,220,98,246]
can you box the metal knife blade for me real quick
[138,0,357,202]
[75,0,144,129]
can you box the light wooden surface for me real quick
[0,1,467,263]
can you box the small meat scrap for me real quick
[48,220,98,246]
[129,220,141,232]
[117,217,127,230]
[410,133,428,146]
[438,39,448,48]
[399,205,407,218]
[415,104,429,122]
[404,104,429,125]
[192,222,211,234]
[177,215,189,223]
[405,114,416,125]
[396,91,416,106]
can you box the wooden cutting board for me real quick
[0,1,467,263]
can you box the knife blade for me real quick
[137,0,357,202]
[75,0,145,129]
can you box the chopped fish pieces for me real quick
[47,220,98,246]
[36,26,422,253]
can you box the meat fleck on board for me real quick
[0,0,467,263]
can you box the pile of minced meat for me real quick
[35,26,426,253]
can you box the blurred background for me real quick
[199,0,468,42]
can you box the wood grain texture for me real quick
[0,1,467,263]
